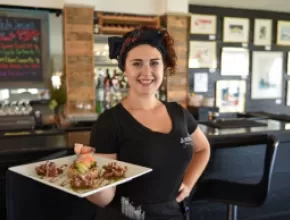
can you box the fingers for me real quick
[176,194,183,203]
[179,183,185,191]
[176,191,187,203]
[176,187,189,203]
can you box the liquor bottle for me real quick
[104,69,112,88]
[96,69,105,114]
[105,79,112,109]
[111,69,120,91]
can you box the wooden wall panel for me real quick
[63,6,95,116]
[165,14,190,107]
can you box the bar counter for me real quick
[0,126,91,155]
[1,118,290,155]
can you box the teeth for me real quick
[139,79,153,85]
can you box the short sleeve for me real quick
[182,106,198,135]
[89,109,118,154]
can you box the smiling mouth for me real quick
[138,79,155,86]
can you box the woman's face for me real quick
[124,44,164,97]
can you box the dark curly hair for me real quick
[120,26,177,75]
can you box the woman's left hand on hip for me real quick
[176,182,191,203]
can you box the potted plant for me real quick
[48,58,66,114]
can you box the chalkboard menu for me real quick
[0,16,42,81]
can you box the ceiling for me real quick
[188,0,290,13]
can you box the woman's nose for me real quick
[141,64,152,75]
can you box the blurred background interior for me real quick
[1,0,290,220]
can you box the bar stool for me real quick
[192,134,279,220]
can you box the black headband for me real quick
[108,28,166,71]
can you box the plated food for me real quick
[34,143,128,190]
[10,143,152,197]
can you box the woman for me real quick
[87,26,210,220]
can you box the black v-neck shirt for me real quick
[89,102,198,204]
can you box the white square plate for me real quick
[9,154,152,198]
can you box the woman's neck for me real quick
[124,92,160,111]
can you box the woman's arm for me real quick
[183,127,210,190]
[86,109,119,207]
[86,153,117,207]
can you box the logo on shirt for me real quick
[180,134,192,148]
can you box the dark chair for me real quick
[192,134,279,220]
[1,148,74,220]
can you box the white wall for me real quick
[66,0,160,14]
[1,0,63,9]
[163,0,189,14]
[64,0,189,14]
[48,14,63,71]
[2,0,162,15]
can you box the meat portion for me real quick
[102,162,128,180]
[35,161,67,177]
[70,175,95,189]
[70,167,100,189]
[69,162,128,189]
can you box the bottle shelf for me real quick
[100,14,158,24]
[97,12,160,35]
[99,26,135,35]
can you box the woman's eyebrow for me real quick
[130,58,161,62]
[130,59,142,62]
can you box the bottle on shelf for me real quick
[95,68,128,114]
[104,69,112,88]
[95,69,106,114]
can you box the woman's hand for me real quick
[176,182,191,203]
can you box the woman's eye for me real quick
[151,61,159,66]
[133,62,142,67]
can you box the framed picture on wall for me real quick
[223,17,250,43]
[287,52,290,75]
[251,51,283,99]
[193,72,208,93]
[220,47,249,76]
[254,19,272,46]
[190,14,217,35]
[188,41,217,68]
[216,80,246,113]
[287,81,290,106]
[277,20,290,45]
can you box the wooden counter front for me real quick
[67,131,90,146]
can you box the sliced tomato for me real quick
[74,143,95,155]
[77,153,96,166]
[80,146,95,154]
